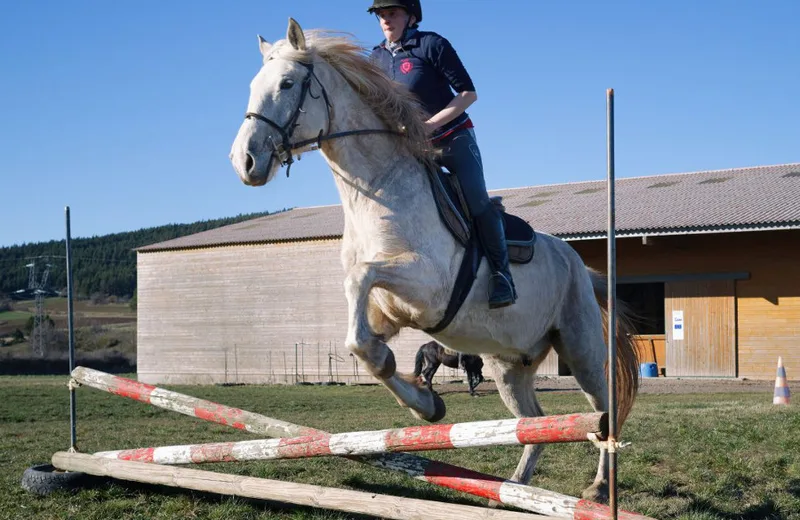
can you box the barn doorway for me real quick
[557,281,665,376]
[619,282,667,375]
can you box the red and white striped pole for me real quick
[94,412,607,463]
[70,367,654,520]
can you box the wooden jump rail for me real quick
[67,366,655,520]
[52,451,546,520]
[94,412,608,463]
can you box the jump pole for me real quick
[92,412,608,463]
[52,451,545,520]
[65,206,77,452]
[606,88,619,520]
[68,367,655,520]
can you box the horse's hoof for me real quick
[581,483,609,504]
[411,391,447,422]
[428,391,447,422]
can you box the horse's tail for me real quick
[413,347,425,377]
[587,267,640,433]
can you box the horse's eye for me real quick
[279,78,295,90]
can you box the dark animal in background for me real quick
[413,341,485,396]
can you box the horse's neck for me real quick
[322,129,419,213]
[317,89,446,256]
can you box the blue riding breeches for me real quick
[435,128,492,219]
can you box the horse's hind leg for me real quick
[482,354,546,486]
[471,360,486,396]
[466,369,479,396]
[551,306,611,502]
[423,360,439,391]
[343,257,446,422]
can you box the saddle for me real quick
[428,167,536,262]
[424,167,537,334]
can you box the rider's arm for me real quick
[425,91,476,133]
[424,34,477,132]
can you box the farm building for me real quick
[135,163,800,385]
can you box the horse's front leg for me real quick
[343,257,447,422]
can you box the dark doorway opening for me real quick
[557,282,665,376]
[617,282,665,335]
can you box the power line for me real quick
[22,258,53,358]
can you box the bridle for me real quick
[244,60,402,177]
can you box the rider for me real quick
[367,0,517,309]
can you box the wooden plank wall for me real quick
[572,229,800,380]
[664,280,736,377]
[138,240,427,384]
[632,334,666,373]
[737,257,800,378]
[137,240,561,386]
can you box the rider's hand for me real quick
[423,120,438,136]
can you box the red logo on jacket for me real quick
[400,59,413,74]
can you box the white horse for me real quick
[229,18,640,503]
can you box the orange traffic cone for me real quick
[773,356,791,405]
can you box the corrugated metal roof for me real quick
[138,163,800,252]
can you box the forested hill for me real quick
[0,211,279,299]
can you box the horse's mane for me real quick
[275,31,434,165]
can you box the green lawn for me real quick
[1,375,798,519]
[0,311,32,321]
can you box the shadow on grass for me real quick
[435,388,498,397]
[788,478,800,499]
[686,495,785,520]
[650,483,789,520]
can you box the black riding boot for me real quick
[474,206,517,309]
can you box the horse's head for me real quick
[230,18,331,186]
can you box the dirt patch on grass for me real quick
[435,376,791,396]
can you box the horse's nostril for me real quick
[245,152,255,173]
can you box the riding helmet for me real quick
[367,0,423,24]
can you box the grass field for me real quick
[1,297,137,359]
[2,375,798,520]
[13,297,135,317]
[0,311,32,321]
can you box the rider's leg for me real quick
[437,128,517,308]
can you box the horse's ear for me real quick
[286,17,306,51]
[258,35,272,58]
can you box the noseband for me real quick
[244,61,401,177]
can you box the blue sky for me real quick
[1,0,798,247]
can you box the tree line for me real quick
[0,211,279,299]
